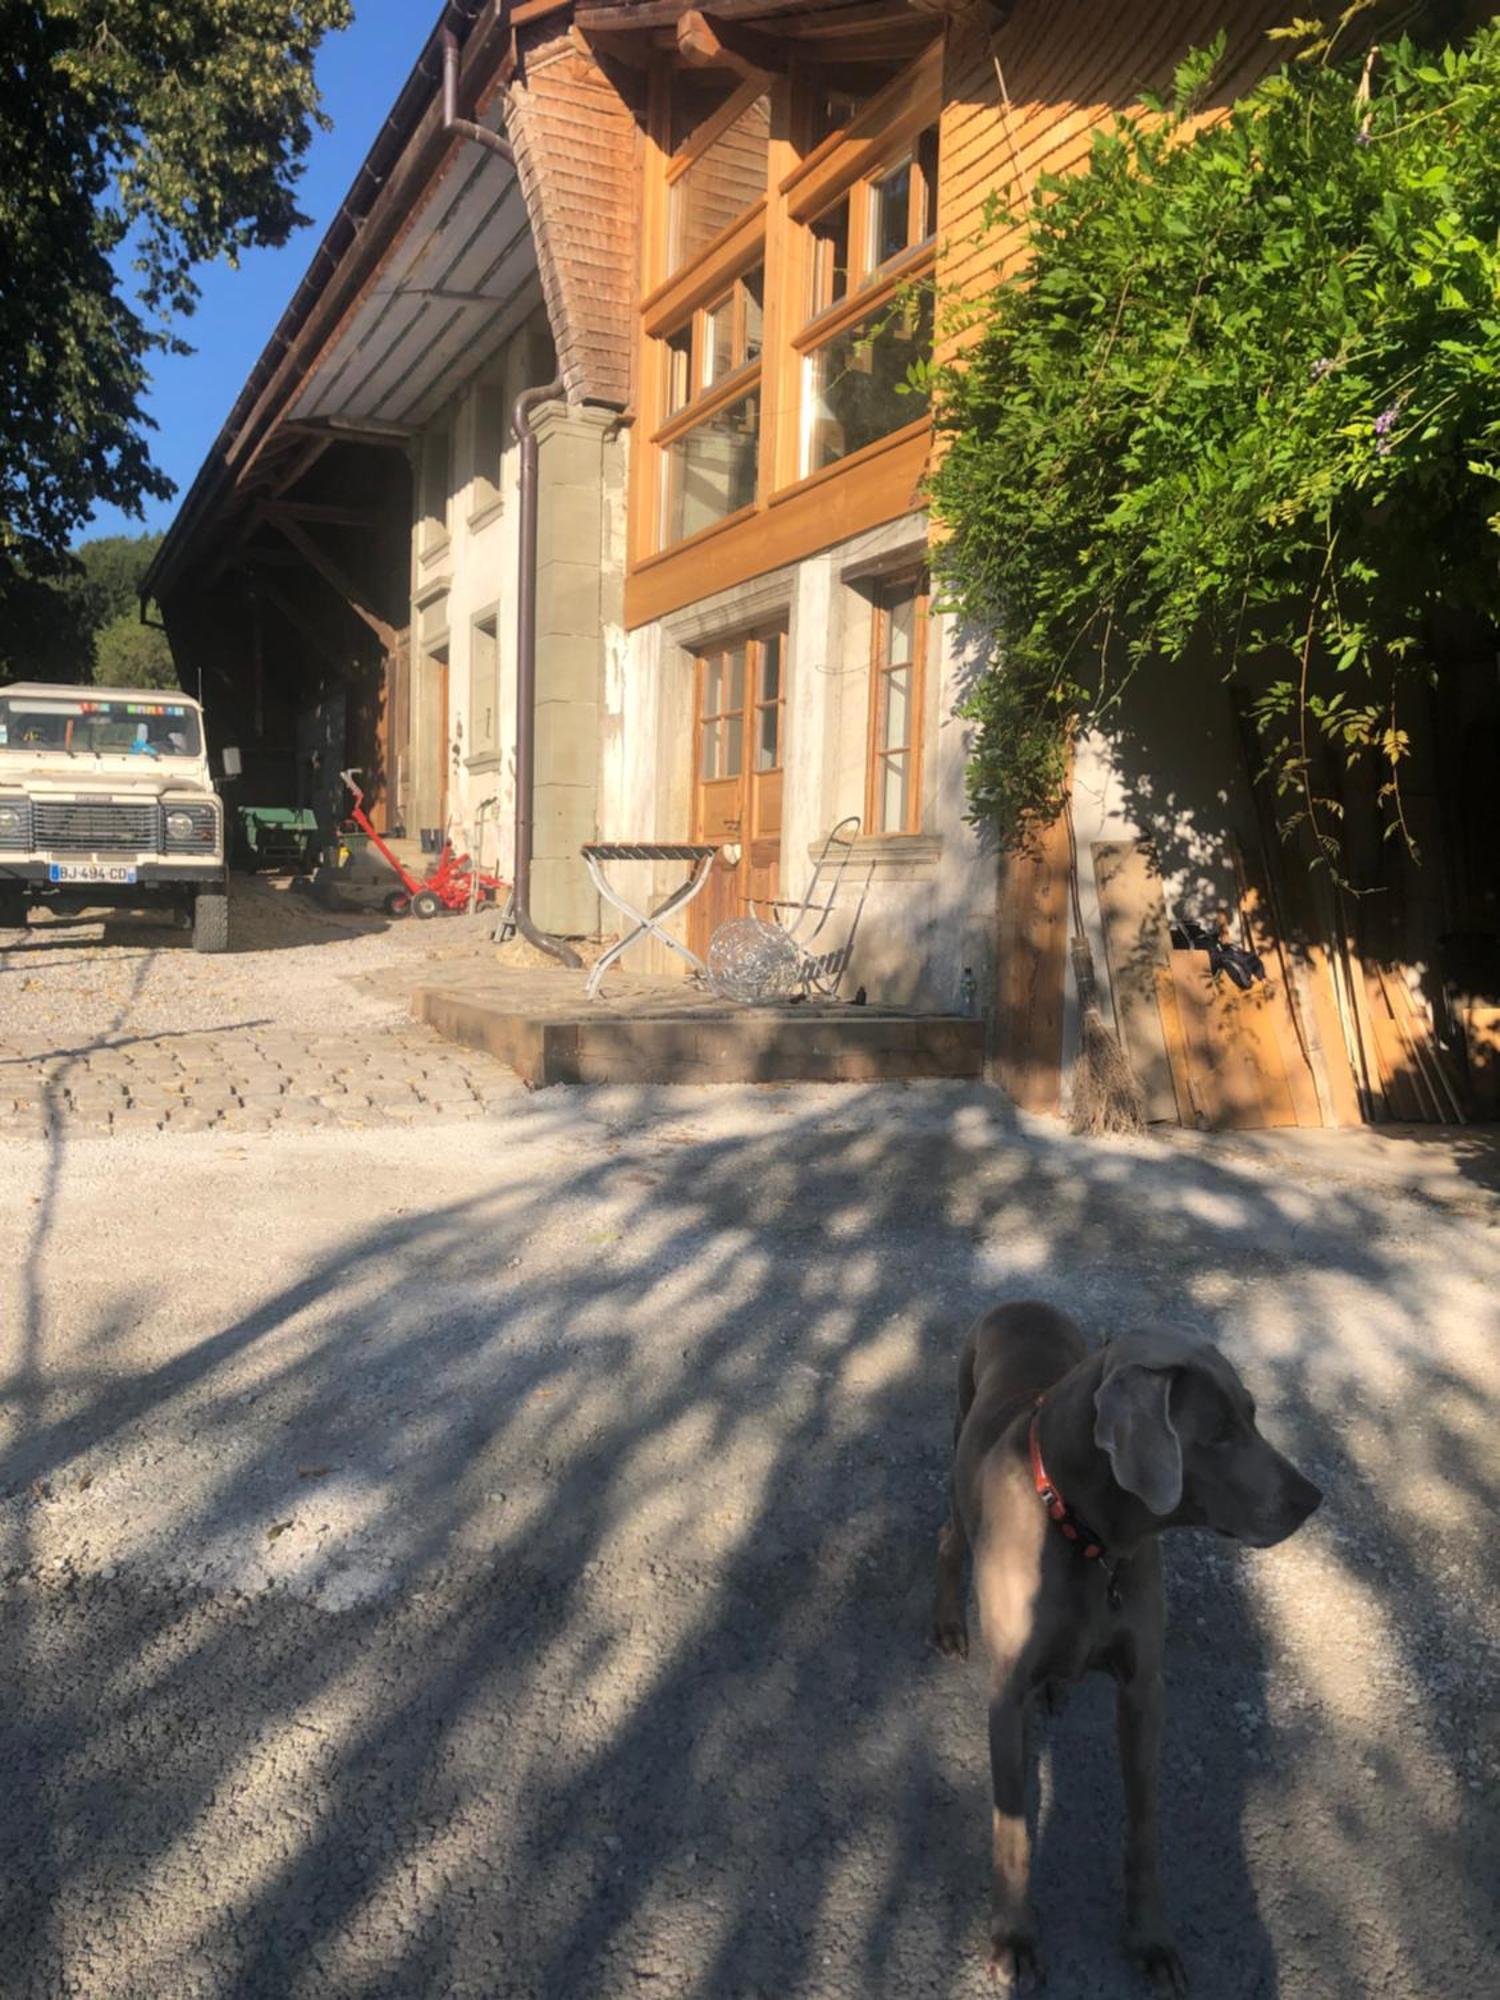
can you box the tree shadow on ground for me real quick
[0,1085,1495,1999]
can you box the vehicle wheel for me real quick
[192,889,230,953]
[382,889,412,917]
[411,889,444,919]
[0,890,26,930]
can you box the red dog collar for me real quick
[1029,1398,1124,1607]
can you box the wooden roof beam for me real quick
[675,10,788,75]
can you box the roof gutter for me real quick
[441,25,580,970]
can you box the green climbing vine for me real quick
[926,6,1500,867]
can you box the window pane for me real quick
[742,267,764,363]
[664,392,760,544]
[472,616,499,755]
[870,159,913,271]
[723,712,743,777]
[704,655,724,718]
[700,717,720,781]
[880,751,909,834]
[887,588,916,666]
[669,94,770,272]
[704,294,735,387]
[726,644,747,715]
[811,199,850,315]
[666,325,693,415]
[758,632,781,704]
[803,292,932,475]
[756,701,779,772]
[883,664,911,752]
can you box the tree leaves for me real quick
[928,17,1500,863]
[0,2,351,603]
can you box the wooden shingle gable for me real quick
[509,26,643,407]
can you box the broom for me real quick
[1063,797,1145,1137]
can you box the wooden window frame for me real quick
[628,33,942,616]
[865,572,929,838]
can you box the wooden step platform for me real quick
[411,972,984,1088]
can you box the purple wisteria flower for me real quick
[1374,403,1401,454]
[1310,357,1335,381]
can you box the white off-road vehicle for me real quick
[0,683,229,951]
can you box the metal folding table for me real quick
[581,841,720,999]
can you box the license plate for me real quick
[48,863,138,885]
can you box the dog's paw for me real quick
[988,1931,1042,1991]
[930,1614,969,1660]
[1036,1679,1070,1718]
[1129,1932,1188,1996]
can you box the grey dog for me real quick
[931,1300,1322,1993]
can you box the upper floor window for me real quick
[797,125,937,478]
[668,85,771,274]
[657,263,764,545]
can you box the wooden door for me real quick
[689,627,786,957]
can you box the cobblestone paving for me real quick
[0,879,521,1140]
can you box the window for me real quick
[795,124,938,478]
[418,426,451,554]
[663,390,760,546]
[471,613,499,760]
[470,384,506,519]
[802,289,932,478]
[655,264,764,547]
[867,576,927,835]
[695,629,785,786]
[668,89,770,273]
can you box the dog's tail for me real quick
[953,1331,978,1446]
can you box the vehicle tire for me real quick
[0,889,26,930]
[411,889,444,920]
[382,889,412,917]
[192,889,230,953]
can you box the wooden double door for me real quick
[688,626,786,957]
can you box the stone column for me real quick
[529,401,623,937]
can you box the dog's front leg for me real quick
[1117,1670,1187,1995]
[987,1672,1041,1990]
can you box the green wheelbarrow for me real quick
[233,804,322,873]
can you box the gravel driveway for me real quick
[0,890,1496,1999]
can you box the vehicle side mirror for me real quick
[222,746,243,779]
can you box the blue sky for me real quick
[86,2,439,545]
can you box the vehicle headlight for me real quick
[0,806,21,836]
[165,811,195,839]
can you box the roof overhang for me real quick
[146,0,551,605]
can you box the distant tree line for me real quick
[0,534,177,688]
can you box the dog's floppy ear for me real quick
[1094,1361,1182,1514]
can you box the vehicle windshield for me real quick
[0,695,203,760]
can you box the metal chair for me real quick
[752,813,872,999]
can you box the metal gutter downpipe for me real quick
[441,28,580,967]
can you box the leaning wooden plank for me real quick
[1170,951,1300,1129]
[1153,964,1201,1128]
[995,802,1070,1114]
[1091,840,1180,1124]
[1231,691,1364,1125]
[1229,840,1324,1130]
[1359,959,1425,1122]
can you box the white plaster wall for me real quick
[607,514,1001,1012]
[406,310,553,885]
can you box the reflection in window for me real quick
[755,631,782,771]
[663,392,760,544]
[811,199,851,315]
[802,290,932,476]
[700,643,747,780]
[669,93,770,271]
